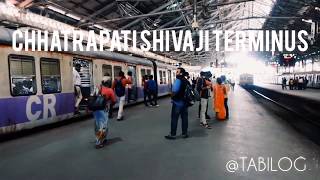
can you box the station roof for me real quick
[3,0,320,65]
[262,0,320,61]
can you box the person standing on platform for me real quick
[73,64,82,114]
[282,77,287,90]
[212,77,227,120]
[230,78,235,91]
[196,72,211,120]
[112,71,132,121]
[298,77,303,90]
[147,75,159,107]
[165,68,189,139]
[221,75,230,119]
[294,77,299,90]
[92,77,116,149]
[103,74,114,118]
[303,77,308,90]
[197,72,212,129]
[142,75,149,106]
[289,78,294,90]
[191,77,197,90]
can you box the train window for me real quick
[141,69,146,77]
[40,58,62,94]
[163,71,167,84]
[9,55,37,96]
[147,69,151,75]
[159,70,163,84]
[114,66,122,78]
[102,64,112,79]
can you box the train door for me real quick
[128,65,138,102]
[73,57,93,107]
[168,70,172,90]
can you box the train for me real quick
[239,73,254,86]
[0,27,198,135]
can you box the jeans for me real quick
[117,95,125,119]
[128,88,133,103]
[170,103,188,136]
[148,90,157,105]
[143,89,149,105]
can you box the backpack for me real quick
[115,78,125,97]
[184,81,200,107]
[87,86,107,111]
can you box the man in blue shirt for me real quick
[165,68,189,139]
[147,75,159,107]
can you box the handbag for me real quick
[88,86,107,111]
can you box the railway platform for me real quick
[0,87,319,180]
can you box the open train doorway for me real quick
[128,65,138,103]
[73,57,93,109]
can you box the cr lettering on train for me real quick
[26,94,57,121]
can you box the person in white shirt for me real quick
[73,64,82,114]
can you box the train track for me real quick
[242,85,320,146]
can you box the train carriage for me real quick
[0,27,199,135]
[239,73,254,86]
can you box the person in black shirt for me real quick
[197,72,212,129]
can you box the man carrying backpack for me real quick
[165,68,190,140]
[112,71,132,121]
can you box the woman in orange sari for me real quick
[212,77,227,120]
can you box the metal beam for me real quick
[83,0,254,27]
[157,16,183,29]
[207,0,254,8]
[204,16,304,28]
[82,9,189,26]
[120,1,173,29]
[80,1,117,23]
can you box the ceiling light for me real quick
[47,5,66,15]
[66,13,81,21]
[302,19,313,24]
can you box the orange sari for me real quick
[213,84,226,120]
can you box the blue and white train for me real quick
[0,27,197,135]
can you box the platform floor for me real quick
[0,87,319,180]
[256,83,320,101]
